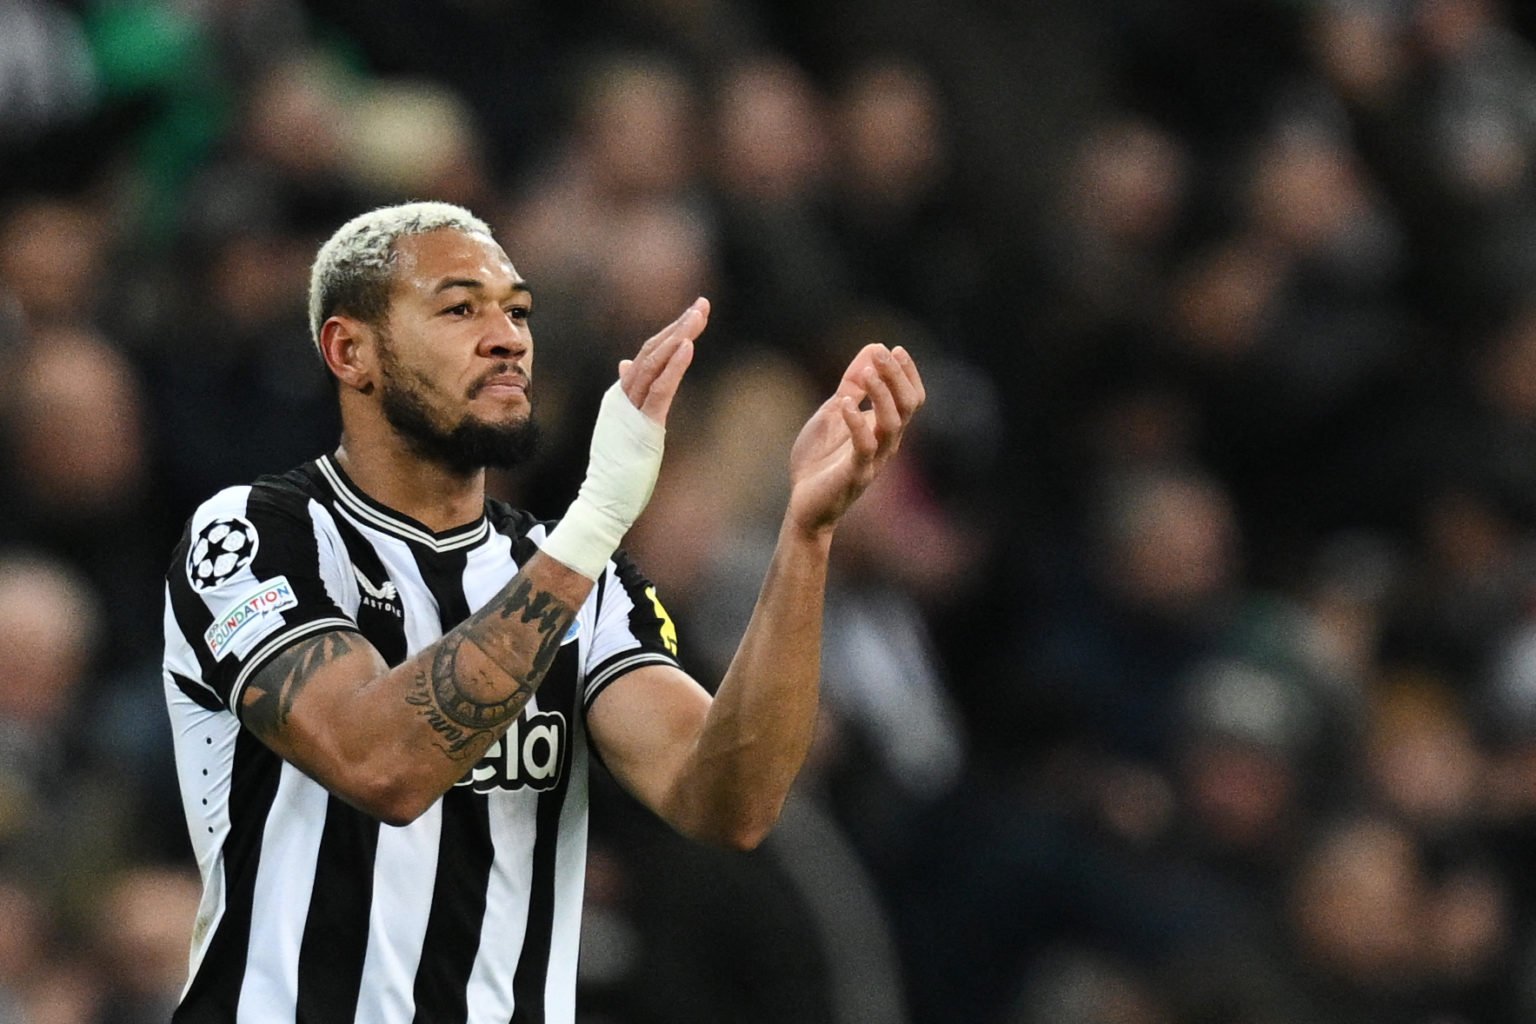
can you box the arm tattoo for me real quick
[242,631,363,741]
[405,575,578,759]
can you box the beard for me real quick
[376,335,541,475]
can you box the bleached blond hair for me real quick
[307,201,494,355]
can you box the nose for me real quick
[479,310,530,360]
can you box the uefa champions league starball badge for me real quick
[187,516,260,591]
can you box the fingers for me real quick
[836,344,924,412]
[834,344,881,403]
[891,345,926,409]
[862,361,903,441]
[621,297,709,406]
[839,396,878,463]
[620,297,709,423]
[639,334,695,424]
[631,297,709,366]
[835,343,925,462]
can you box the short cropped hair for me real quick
[307,201,494,355]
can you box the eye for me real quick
[442,302,472,317]
[506,305,532,321]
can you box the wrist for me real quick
[541,381,667,579]
[780,512,836,555]
[542,496,627,579]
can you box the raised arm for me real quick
[589,342,925,849]
[239,300,706,825]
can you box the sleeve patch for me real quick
[204,575,298,661]
[187,515,261,591]
[644,585,678,656]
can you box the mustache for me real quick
[467,362,531,399]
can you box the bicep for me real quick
[239,628,390,776]
[587,663,712,820]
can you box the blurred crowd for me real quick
[8,0,1536,1021]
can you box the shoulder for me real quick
[171,462,334,580]
[481,500,665,606]
[248,463,329,516]
[484,497,547,536]
[484,498,554,563]
[181,463,324,527]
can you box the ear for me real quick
[318,316,378,394]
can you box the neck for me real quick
[332,425,486,533]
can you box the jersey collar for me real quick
[316,454,492,553]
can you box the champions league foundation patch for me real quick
[204,576,299,660]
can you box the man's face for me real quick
[373,228,540,473]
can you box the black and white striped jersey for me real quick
[162,453,681,1024]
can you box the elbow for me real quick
[719,821,773,852]
[289,718,448,826]
[371,798,431,829]
[335,769,441,827]
[686,804,783,852]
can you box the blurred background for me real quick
[8,0,1536,1021]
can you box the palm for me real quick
[788,401,873,533]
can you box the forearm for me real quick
[371,554,590,783]
[661,339,920,844]
[251,552,593,824]
[380,377,664,762]
[664,518,832,848]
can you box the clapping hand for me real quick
[786,344,925,539]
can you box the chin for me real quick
[473,395,532,419]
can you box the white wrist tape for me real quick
[541,381,666,579]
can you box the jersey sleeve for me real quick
[581,549,683,711]
[163,481,358,717]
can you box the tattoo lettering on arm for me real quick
[403,635,530,759]
[242,631,364,743]
[405,576,578,760]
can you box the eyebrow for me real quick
[433,277,532,296]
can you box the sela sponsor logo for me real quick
[457,709,567,793]
[204,576,298,660]
[353,565,403,618]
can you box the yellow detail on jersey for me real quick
[645,585,678,656]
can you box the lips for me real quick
[470,368,530,399]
